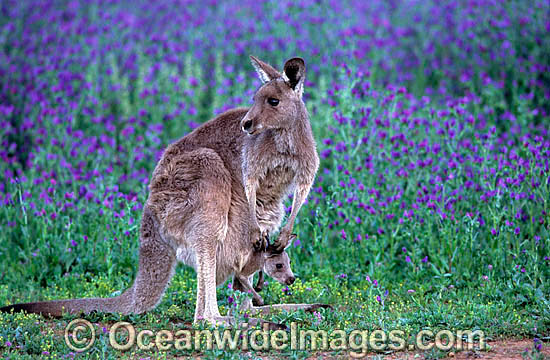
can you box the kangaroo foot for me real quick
[196,315,234,327]
[252,296,264,307]
[302,303,333,313]
[249,303,332,315]
[243,317,287,331]
[197,316,286,330]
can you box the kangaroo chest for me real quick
[257,163,295,197]
[242,128,309,232]
[254,162,296,231]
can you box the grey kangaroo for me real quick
[1,56,321,325]
[2,243,295,319]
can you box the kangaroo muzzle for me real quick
[241,111,263,135]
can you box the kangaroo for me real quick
[232,242,295,308]
[0,243,294,318]
[233,241,332,316]
[1,56,320,325]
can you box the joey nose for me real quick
[287,276,296,285]
[242,119,253,132]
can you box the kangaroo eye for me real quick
[276,264,283,269]
[267,98,279,106]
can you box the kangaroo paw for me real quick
[252,233,268,252]
[304,303,333,312]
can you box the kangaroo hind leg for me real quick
[191,182,232,325]
[153,147,233,326]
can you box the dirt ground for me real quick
[442,339,548,360]
[324,339,549,360]
[47,320,550,359]
[184,339,549,359]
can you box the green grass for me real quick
[1,67,548,359]
[1,1,549,358]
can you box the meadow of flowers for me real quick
[0,0,549,358]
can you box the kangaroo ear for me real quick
[283,57,306,98]
[250,55,280,84]
[284,234,296,250]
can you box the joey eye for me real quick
[267,98,279,106]
[276,264,283,269]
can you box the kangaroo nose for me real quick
[242,119,253,132]
[287,276,295,285]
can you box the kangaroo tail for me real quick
[2,207,178,318]
[0,286,135,318]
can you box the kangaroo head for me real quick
[241,55,306,135]
[262,243,295,286]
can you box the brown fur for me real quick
[1,56,320,325]
[233,243,295,307]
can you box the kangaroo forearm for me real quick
[254,271,265,292]
[244,179,260,226]
[284,181,312,233]
[235,275,261,299]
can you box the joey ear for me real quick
[250,55,280,84]
[284,239,292,251]
[282,57,306,98]
[266,242,284,256]
[284,234,296,250]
